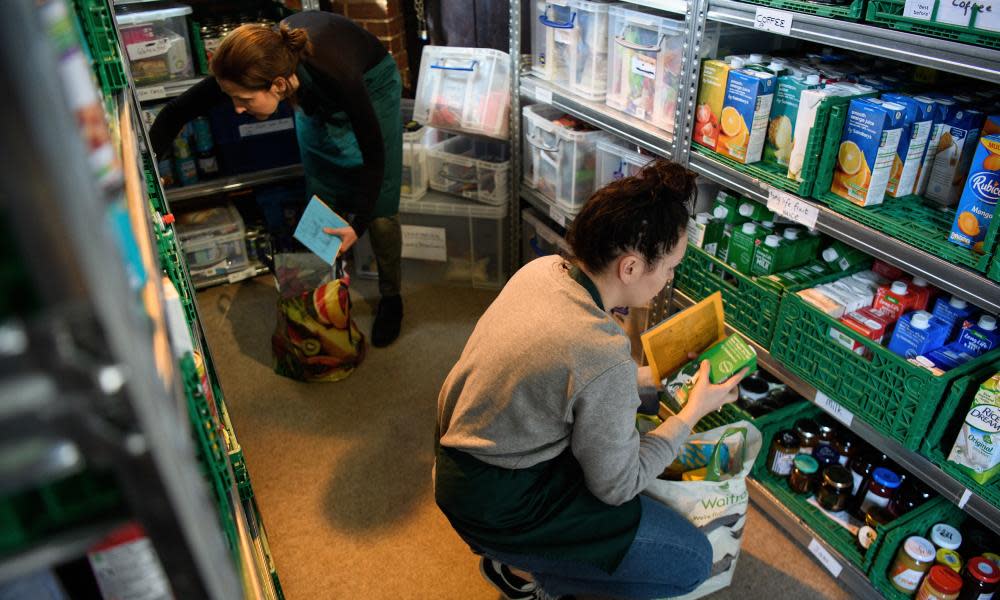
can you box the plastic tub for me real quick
[521,207,571,265]
[605,6,686,132]
[114,2,194,85]
[530,0,611,100]
[175,205,250,282]
[401,100,448,201]
[522,104,610,211]
[426,136,511,206]
[413,46,511,139]
[595,137,653,188]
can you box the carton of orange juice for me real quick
[926,108,986,207]
[718,69,776,164]
[883,94,935,198]
[949,134,1000,253]
[692,60,732,150]
[830,98,906,207]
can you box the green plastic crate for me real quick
[72,0,128,97]
[990,254,1000,283]
[143,153,169,215]
[751,402,955,572]
[692,93,866,198]
[770,291,1000,450]
[920,368,1000,510]
[866,0,1000,50]
[674,243,862,348]
[813,104,1000,274]
[868,499,964,599]
[0,470,123,555]
[736,0,865,19]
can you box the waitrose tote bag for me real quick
[643,421,762,600]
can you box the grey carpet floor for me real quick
[196,274,850,600]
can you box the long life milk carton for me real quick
[830,98,906,207]
[883,94,935,198]
[718,69,776,164]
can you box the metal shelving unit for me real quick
[705,0,1000,84]
[520,185,575,230]
[165,164,305,204]
[136,76,207,103]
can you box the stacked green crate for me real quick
[71,0,128,96]
[734,0,865,20]
[866,0,1000,49]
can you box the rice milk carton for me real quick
[718,69,776,164]
[764,74,822,168]
[830,98,906,207]
[693,60,733,150]
[926,108,986,206]
[883,94,935,198]
[950,134,1000,253]
[948,372,1000,485]
[915,98,959,196]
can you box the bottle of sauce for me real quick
[889,481,934,518]
[890,536,937,594]
[767,430,800,477]
[917,564,964,600]
[834,431,860,467]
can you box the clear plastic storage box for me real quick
[605,6,685,132]
[114,2,194,86]
[413,46,511,140]
[426,136,511,206]
[353,192,507,289]
[522,104,610,212]
[175,204,249,282]
[531,0,612,101]
[595,137,653,188]
[401,101,447,201]
[521,208,571,266]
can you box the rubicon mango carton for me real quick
[926,108,986,207]
[949,134,1000,253]
[693,60,732,150]
[883,94,935,198]
[915,98,959,197]
[718,69,776,164]
[830,98,906,207]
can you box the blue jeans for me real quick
[464,495,712,599]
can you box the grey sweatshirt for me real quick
[437,255,691,506]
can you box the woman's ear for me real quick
[270,77,289,97]
[618,254,641,284]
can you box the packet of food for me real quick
[661,334,757,413]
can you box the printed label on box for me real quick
[402,225,447,261]
[631,54,657,79]
[239,117,295,138]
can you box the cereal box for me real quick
[830,98,906,207]
[718,69,776,164]
[949,134,1000,253]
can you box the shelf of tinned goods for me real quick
[520,75,675,161]
[685,151,1000,315]
[520,184,577,231]
[165,164,305,204]
[672,287,1000,536]
[136,76,207,104]
[704,0,1000,84]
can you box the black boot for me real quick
[371,295,402,347]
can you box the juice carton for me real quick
[932,295,976,338]
[947,371,1000,485]
[873,280,916,323]
[786,83,874,182]
[832,307,894,355]
[830,98,906,207]
[949,134,1000,253]
[693,60,733,150]
[983,115,1000,136]
[662,334,758,413]
[687,213,725,256]
[751,234,792,276]
[718,69,776,164]
[882,94,935,198]
[926,108,986,206]
[727,222,768,274]
[887,310,951,358]
[764,75,822,168]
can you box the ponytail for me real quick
[211,23,312,90]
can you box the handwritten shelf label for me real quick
[815,391,854,427]
[754,7,794,35]
[767,188,820,229]
[808,538,844,578]
[137,86,166,102]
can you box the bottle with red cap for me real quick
[917,564,964,600]
[958,557,1000,600]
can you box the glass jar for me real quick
[739,376,770,406]
[767,430,800,477]
[817,465,853,512]
[931,523,963,552]
[937,549,963,574]
[959,522,995,560]
[859,467,902,515]
[834,432,859,467]
[817,415,838,446]
[889,482,934,518]
[789,454,819,494]
[959,557,1000,600]
[890,536,937,594]
[985,554,1000,569]
[917,564,964,600]
[795,418,820,454]
[813,444,841,468]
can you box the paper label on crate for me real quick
[958,488,973,509]
[815,391,854,427]
[238,117,294,138]
[808,538,844,578]
[126,38,171,61]
[631,54,657,80]
[549,205,566,228]
[401,225,447,262]
[753,7,794,35]
[535,86,553,104]
[935,0,975,25]
[767,189,819,229]
[137,85,166,103]
[903,0,934,20]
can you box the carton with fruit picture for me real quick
[763,75,821,168]
[692,59,731,150]
[926,108,986,207]
[830,98,905,207]
[949,134,1000,254]
[717,70,775,165]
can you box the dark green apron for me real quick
[295,54,403,219]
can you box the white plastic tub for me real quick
[531,0,611,100]
[174,204,249,282]
[522,104,610,212]
[427,136,511,206]
[413,46,511,139]
[605,6,686,132]
[595,137,654,188]
[401,101,448,201]
[115,3,194,86]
